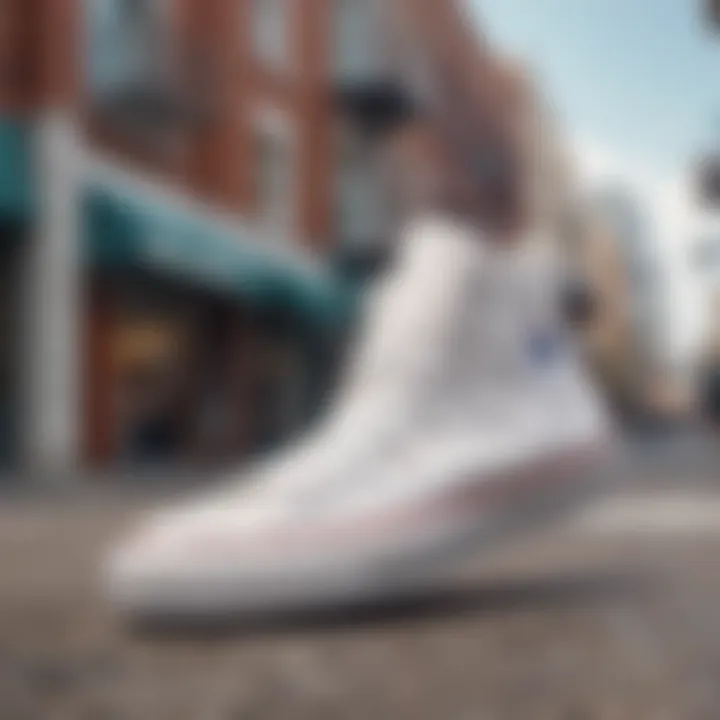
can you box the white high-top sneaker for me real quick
[106,214,612,620]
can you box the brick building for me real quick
[0,0,492,475]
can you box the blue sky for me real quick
[470,0,720,360]
[471,0,720,177]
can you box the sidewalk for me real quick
[2,427,717,502]
[0,472,718,719]
[0,465,231,505]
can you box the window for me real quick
[254,124,294,238]
[119,0,165,81]
[333,0,378,80]
[87,0,170,96]
[336,135,385,246]
[252,0,289,71]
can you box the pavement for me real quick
[0,432,719,719]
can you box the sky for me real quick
[469,0,720,364]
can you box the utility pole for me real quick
[23,1,83,478]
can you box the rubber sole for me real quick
[111,441,616,629]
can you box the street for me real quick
[0,436,719,719]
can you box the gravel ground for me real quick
[2,471,720,719]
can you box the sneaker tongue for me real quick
[341,215,481,397]
[246,217,482,497]
[238,231,597,505]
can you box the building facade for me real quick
[581,187,692,422]
[0,0,489,475]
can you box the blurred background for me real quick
[0,0,717,477]
[2,1,720,717]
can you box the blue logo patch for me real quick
[527,328,564,367]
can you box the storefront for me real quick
[0,120,352,473]
[83,177,348,470]
[0,120,32,469]
[0,227,24,467]
[85,274,322,468]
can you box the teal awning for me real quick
[0,120,32,220]
[85,181,352,328]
